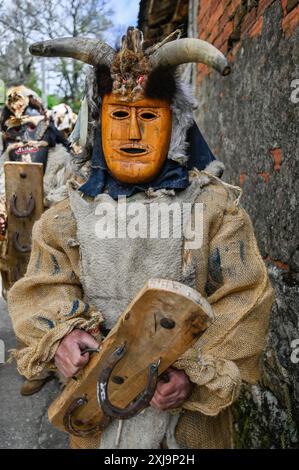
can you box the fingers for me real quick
[55,347,89,378]
[54,329,99,378]
[150,388,186,410]
[55,354,80,378]
[155,379,175,397]
[150,385,186,409]
[155,369,186,397]
[150,368,192,410]
[67,343,90,369]
[76,331,99,351]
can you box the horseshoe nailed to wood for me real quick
[49,279,214,438]
[12,232,31,253]
[10,193,35,218]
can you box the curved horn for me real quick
[149,38,231,76]
[29,37,116,68]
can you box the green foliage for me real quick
[0,79,6,104]
[69,96,83,114]
[47,94,63,110]
[47,94,82,113]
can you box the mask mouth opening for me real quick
[120,147,147,155]
[15,146,38,154]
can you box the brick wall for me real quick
[197,0,299,80]
[138,0,189,43]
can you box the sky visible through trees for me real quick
[0,0,139,110]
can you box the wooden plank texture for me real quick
[49,279,214,436]
[5,162,44,286]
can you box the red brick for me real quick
[198,7,211,28]
[239,173,246,185]
[219,11,230,31]
[264,255,289,270]
[258,172,270,183]
[269,148,282,171]
[214,34,225,50]
[228,41,242,61]
[223,19,234,37]
[280,0,288,14]
[227,0,242,19]
[241,8,257,36]
[282,4,299,35]
[199,29,211,40]
[273,260,289,270]
[220,42,228,54]
[197,64,211,84]
[249,15,264,37]
[286,0,299,13]
[198,0,212,21]
[210,0,223,11]
[209,23,221,42]
[214,20,234,49]
[257,0,275,16]
[197,63,210,75]
[205,1,226,33]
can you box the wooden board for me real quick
[5,162,44,287]
[49,278,214,436]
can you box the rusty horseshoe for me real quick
[13,232,31,253]
[10,193,35,218]
[63,395,110,437]
[97,343,160,419]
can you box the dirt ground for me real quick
[0,278,69,449]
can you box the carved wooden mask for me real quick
[101,93,172,184]
[4,115,50,170]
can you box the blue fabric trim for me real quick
[79,120,216,200]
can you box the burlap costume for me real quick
[8,166,274,448]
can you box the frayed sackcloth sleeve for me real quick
[7,198,104,379]
[174,202,274,417]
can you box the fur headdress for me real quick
[1,85,46,131]
[29,28,230,165]
[30,27,230,101]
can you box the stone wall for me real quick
[138,0,299,448]
[194,0,299,448]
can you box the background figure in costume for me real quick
[0,85,73,395]
[50,103,77,139]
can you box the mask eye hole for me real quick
[112,110,129,119]
[139,112,157,121]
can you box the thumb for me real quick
[76,330,99,351]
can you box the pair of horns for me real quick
[29,36,231,76]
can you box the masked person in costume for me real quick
[8,29,274,448]
[0,86,72,291]
[0,85,72,212]
[51,103,77,139]
[0,85,72,395]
